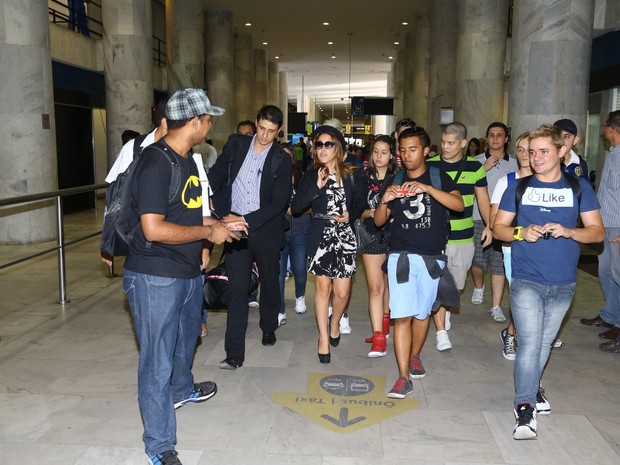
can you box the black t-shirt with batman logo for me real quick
[125,140,204,278]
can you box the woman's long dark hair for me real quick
[365,134,399,180]
[281,142,302,189]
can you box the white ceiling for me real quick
[203,0,431,118]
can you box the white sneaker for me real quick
[248,300,259,308]
[295,296,307,314]
[340,313,352,334]
[436,330,452,352]
[278,313,287,326]
[471,286,484,304]
[445,310,451,331]
[489,306,506,322]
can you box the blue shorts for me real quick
[388,253,443,319]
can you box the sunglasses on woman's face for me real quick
[315,141,336,149]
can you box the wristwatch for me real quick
[513,226,525,241]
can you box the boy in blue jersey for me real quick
[493,124,603,440]
[554,118,591,185]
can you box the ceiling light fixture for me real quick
[275,56,280,59]
[328,41,334,45]
[245,22,251,27]
[323,22,330,26]
[394,41,399,45]
[262,41,268,45]
[402,22,408,25]
[388,56,393,60]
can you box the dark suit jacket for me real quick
[291,168,354,257]
[208,134,292,247]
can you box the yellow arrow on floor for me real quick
[271,372,420,433]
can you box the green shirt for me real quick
[426,155,487,244]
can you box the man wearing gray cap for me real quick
[123,88,245,465]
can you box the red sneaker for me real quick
[368,331,387,357]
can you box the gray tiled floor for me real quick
[1,207,620,465]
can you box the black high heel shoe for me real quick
[329,316,341,347]
[318,351,331,363]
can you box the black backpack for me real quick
[100,139,181,257]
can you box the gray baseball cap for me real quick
[166,88,225,120]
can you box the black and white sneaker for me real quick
[513,402,538,440]
[536,387,551,415]
[500,328,516,361]
[174,381,217,409]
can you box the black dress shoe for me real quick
[262,331,277,346]
[219,355,243,370]
[318,352,331,363]
[580,315,613,327]
[329,334,340,347]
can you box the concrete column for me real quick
[455,0,510,139]
[279,71,288,138]
[508,0,595,140]
[166,0,203,93]
[393,50,406,122]
[102,0,153,169]
[428,0,457,146]
[233,32,254,124]
[386,66,395,133]
[411,8,430,129]
[253,49,268,111]
[0,0,56,243]
[402,33,415,121]
[268,61,279,105]
[205,10,234,149]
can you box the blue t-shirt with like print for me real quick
[499,175,600,285]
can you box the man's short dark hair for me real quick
[154,98,168,127]
[607,110,620,133]
[256,105,283,128]
[398,126,431,149]
[121,129,140,145]
[237,120,256,134]
[486,121,509,138]
[395,117,416,131]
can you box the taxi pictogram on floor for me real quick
[271,373,420,432]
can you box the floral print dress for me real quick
[308,174,356,278]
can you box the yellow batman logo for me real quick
[182,176,203,209]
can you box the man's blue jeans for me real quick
[511,278,575,408]
[124,270,202,456]
[279,231,309,314]
[599,227,620,327]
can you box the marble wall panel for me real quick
[233,32,255,123]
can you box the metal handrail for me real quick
[0,183,109,304]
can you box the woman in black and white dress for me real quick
[291,125,355,363]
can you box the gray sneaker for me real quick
[409,355,426,379]
[387,376,414,399]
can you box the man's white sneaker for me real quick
[295,296,307,314]
[489,306,506,322]
[445,310,452,331]
[471,286,484,304]
[513,403,538,440]
[340,313,352,334]
[278,313,287,326]
[436,330,452,352]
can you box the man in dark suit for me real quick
[208,105,293,369]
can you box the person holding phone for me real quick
[292,125,356,363]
